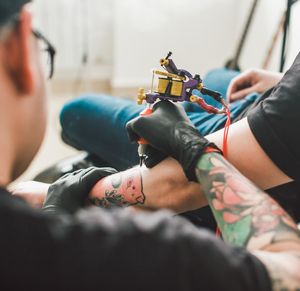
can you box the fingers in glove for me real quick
[126,116,142,143]
[80,167,118,191]
[143,147,167,168]
[55,168,84,182]
[126,102,169,142]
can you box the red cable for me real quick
[216,106,231,238]
[216,226,222,237]
[195,97,231,238]
[222,107,231,158]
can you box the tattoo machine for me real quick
[136,52,231,165]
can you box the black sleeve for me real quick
[248,52,300,180]
[0,193,271,291]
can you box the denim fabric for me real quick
[60,68,260,170]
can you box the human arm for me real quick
[10,181,50,208]
[206,118,292,191]
[14,118,291,213]
[89,159,204,213]
[13,160,204,214]
[13,120,293,216]
[127,100,300,290]
[227,69,283,102]
[208,53,300,191]
[196,152,300,290]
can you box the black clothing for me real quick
[235,88,274,122]
[247,52,300,222]
[0,187,271,291]
[0,0,31,25]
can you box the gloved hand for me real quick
[126,101,221,181]
[143,146,167,168]
[43,167,118,214]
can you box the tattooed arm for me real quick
[13,158,205,213]
[196,152,300,291]
[126,100,300,290]
[89,157,205,213]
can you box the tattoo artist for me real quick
[1,0,299,289]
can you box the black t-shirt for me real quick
[246,52,300,223]
[0,187,271,291]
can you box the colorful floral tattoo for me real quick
[195,153,299,248]
[196,153,300,290]
[90,168,145,208]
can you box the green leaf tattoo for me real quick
[196,153,299,249]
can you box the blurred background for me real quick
[18,0,300,182]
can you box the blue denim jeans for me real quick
[60,68,259,170]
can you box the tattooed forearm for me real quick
[196,152,300,290]
[90,168,145,208]
[195,153,300,250]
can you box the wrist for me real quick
[203,145,223,155]
[185,143,222,182]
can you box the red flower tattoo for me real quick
[208,157,294,237]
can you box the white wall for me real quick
[112,0,300,87]
[238,0,300,71]
[33,0,300,86]
[112,0,239,87]
[34,0,113,80]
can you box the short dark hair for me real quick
[0,0,31,26]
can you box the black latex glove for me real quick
[126,101,221,181]
[43,167,118,214]
[143,146,167,168]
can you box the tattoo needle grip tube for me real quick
[138,105,153,166]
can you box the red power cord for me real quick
[222,106,231,158]
[216,104,231,238]
[195,97,231,238]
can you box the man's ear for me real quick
[3,6,34,95]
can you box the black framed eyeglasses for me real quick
[2,13,56,80]
[32,30,56,79]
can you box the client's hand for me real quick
[227,68,283,102]
[126,101,221,181]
